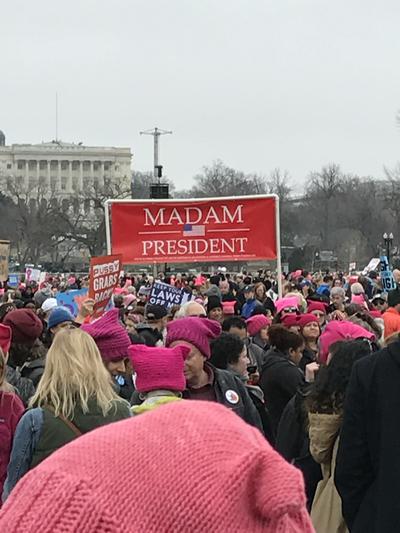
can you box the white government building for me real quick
[0,130,132,198]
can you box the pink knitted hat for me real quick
[81,308,131,362]
[319,321,375,364]
[0,401,314,533]
[246,315,271,337]
[129,344,190,393]
[166,317,221,358]
[351,294,368,309]
[275,297,299,315]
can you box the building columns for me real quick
[57,161,61,191]
[68,161,73,193]
[79,161,84,190]
[47,161,51,189]
[99,161,105,188]
[25,161,29,189]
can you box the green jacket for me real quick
[31,399,131,468]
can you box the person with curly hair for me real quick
[306,339,372,532]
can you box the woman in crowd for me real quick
[0,325,25,502]
[210,332,274,443]
[259,324,305,434]
[246,314,271,351]
[299,313,321,370]
[306,339,372,532]
[254,282,267,304]
[206,296,223,323]
[307,301,328,328]
[3,327,131,501]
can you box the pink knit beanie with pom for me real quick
[0,401,314,533]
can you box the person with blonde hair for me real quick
[2,327,131,502]
[0,325,25,502]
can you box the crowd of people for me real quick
[0,266,400,531]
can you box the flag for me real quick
[183,224,205,237]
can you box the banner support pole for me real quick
[104,201,111,255]
[274,195,283,298]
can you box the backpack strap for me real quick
[45,406,82,437]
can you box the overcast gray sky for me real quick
[2,0,400,190]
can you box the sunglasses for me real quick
[283,307,298,313]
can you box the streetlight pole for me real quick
[383,232,394,266]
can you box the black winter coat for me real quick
[259,348,304,435]
[276,387,322,510]
[335,342,400,532]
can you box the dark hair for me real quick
[210,333,244,369]
[222,316,246,332]
[345,305,382,338]
[267,324,304,353]
[306,339,372,414]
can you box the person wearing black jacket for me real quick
[166,316,263,432]
[335,341,400,532]
[210,332,274,442]
[259,325,305,435]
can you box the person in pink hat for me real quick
[0,401,314,533]
[298,313,321,371]
[82,308,131,379]
[165,317,263,430]
[246,314,271,351]
[0,325,24,503]
[129,344,190,415]
[274,296,300,322]
[319,321,376,364]
[81,308,133,401]
[307,300,328,328]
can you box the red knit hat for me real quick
[298,313,320,329]
[307,301,328,314]
[3,309,43,345]
[0,324,12,353]
[166,317,221,358]
[129,344,190,393]
[0,401,314,532]
[246,315,271,337]
[81,308,131,362]
[281,313,301,328]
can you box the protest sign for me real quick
[25,267,41,283]
[0,240,10,283]
[89,254,122,318]
[8,274,19,288]
[56,288,88,317]
[362,258,380,276]
[106,195,280,265]
[380,256,396,292]
[149,281,192,308]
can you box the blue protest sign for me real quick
[149,281,192,309]
[56,289,88,317]
[8,274,19,288]
[380,256,396,292]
